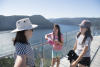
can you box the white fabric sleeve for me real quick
[84,37,91,46]
[76,36,78,40]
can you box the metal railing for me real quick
[0,30,100,67]
[90,46,100,64]
[0,30,78,67]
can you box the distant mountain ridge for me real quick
[0,15,54,31]
[49,18,100,26]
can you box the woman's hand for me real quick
[73,40,77,51]
[71,46,88,67]
[54,40,58,44]
[54,40,63,45]
[45,34,48,40]
[45,34,52,40]
[70,61,78,67]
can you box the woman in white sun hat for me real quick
[11,18,38,67]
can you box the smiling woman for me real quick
[0,0,100,67]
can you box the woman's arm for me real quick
[75,46,88,63]
[54,38,64,46]
[75,37,91,64]
[45,34,48,40]
[45,33,52,40]
[14,55,26,67]
[71,46,88,67]
[73,40,77,51]
[57,40,63,45]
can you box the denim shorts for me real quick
[52,49,62,58]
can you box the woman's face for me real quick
[80,27,87,34]
[53,26,58,34]
[25,29,33,40]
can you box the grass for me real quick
[0,57,14,67]
[0,57,51,67]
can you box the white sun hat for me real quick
[11,18,38,33]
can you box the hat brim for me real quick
[11,24,38,33]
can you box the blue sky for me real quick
[0,0,100,18]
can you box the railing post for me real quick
[65,32,67,56]
[40,37,44,67]
[66,32,67,45]
[90,46,100,66]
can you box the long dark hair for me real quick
[53,24,62,42]
[77,27,93,44]
[13,30,28,45]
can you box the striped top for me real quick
[14,42,35,67]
